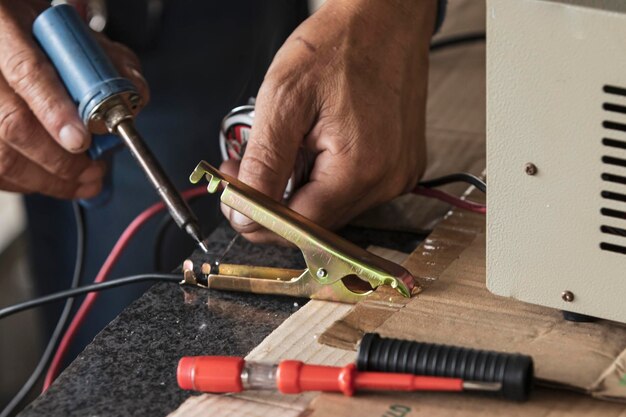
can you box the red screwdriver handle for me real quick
[277,361,357,396]
[177,356,466,395]
[355,372,463,392]
[276,361,464,396]
[178,356,245,393]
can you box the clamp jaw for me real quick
[187,161,415,303]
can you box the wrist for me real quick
[325,0,438,42]
[318,0,436,81]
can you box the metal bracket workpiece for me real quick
[189,161,415,303]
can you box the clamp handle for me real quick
[190,161,416,301]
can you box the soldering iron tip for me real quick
[184,222,209,254]
[198,240,209,254]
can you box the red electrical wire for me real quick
[413,186,487,214]
[43,186,208,390]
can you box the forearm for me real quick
[321,0,439,43]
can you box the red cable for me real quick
[413,186,487,214]
[43,186,207,390]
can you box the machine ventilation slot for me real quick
[602,156,626,168]
[603,85,626,97]
[600,242,626,255]
[602,138,626,150]
[601,208,626,219]
[602,173,626,185]
[600,88,626,255]
[604,103,626,115]
[601,190,626,203]
[601,225,626,237]
[604,85,626,97]
[603,121,626,133]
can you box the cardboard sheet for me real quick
[318,194,483,350]
[321,191,626,403]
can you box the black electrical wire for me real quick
[1,202,85,417]
[419,172,486,193]
[0,274,182,321]
[430,32,486,52]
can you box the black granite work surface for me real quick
[19,224,422,417]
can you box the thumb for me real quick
[233,82,314,231]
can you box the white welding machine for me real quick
[487,0,626,323]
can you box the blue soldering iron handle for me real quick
[32,4,137,129]
[81,134,118,207]
[33,4,140,206]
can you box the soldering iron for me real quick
[32,4,208,253]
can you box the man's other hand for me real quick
[221,0,436,243]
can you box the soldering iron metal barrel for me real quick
[356,333,534,402]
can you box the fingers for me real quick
[288,178,357,230]
[0,3,129,199]
[233,75,316,231]
[0,141,101,199]
[0,4,149,157]
[0,6,90,153]
[218,159,238,224]
[96,35,150,105]
[0,178,29,194]
[0,75,105,183]
[218,159,298,246]
[278,153,375,234]
[219,159,261,234]
[220,152,377,244]
[233,149,392,243]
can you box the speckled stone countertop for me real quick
[19,224,422,417]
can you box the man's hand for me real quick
[0,0,148,199]
[220,0,436,243]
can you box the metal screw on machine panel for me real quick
[524,163,538,176]
[316,268,328,278]
[561,290,574,302]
